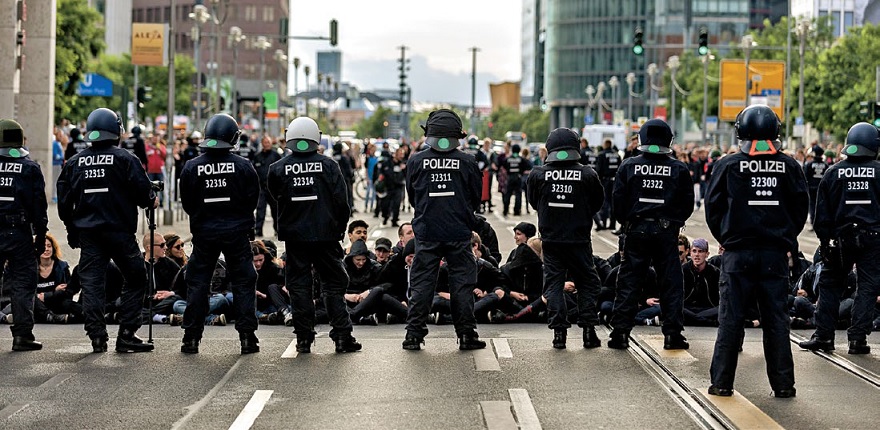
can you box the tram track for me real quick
[789,332,880,389]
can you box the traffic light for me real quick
[874,101,880,127]
[329,19,338,47]
[279,18,288,45]
[698,26,709,56]
[632,27,644,56]
[136,86,152,108]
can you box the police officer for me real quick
[252,134,282,237]
[178,113,260,354]
[501,143,531,217]
[0,119,48,351]
[608,119,694,350]
[526,128,605,349]
[803,146,829,227]
[121,125,148,168]
[403,109,485,351]
[800,122,880,355]
[57,108,158,353]
[596,138,621,233]
[64,128,88,161]
[267,116,361,354]
[705,105,808,398]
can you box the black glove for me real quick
[67,229,80,249]
[34,234,46,256]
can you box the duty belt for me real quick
[0,213,28,229]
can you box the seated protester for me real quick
[599,264,661,326]
[252,241,290,325]
[682,238,720,326]
[142,233,182,324]
[261,239,280,261]
[706,245,724,269]
[474,213,502,263]
[606,234,626,269]
[678,234,691,265]
[790,249,822,329]
[499,223,543,315]
[2,233,79,324]
[377,239,415,311]
[169,260,229,326]
[374,237,394,266]
[788,251,811,290]
[164,233,188,268]
[506,222,537,263]
[343,219,374,258]
[344,239,407,325]
[67,261,123,323]
[467,233,510,322]
[391,222,414,256]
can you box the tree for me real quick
[55,0,105,121]
[355,106,395,138]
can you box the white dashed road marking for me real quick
[228,390,274,430]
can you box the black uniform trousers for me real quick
[182,232,257,339]
[382,187,403,224]
[254,185,277,235]
[0,228,37,338]
[807,188,819,224]
[814,234,880,342]
[285,242,352,340]
[544,242,601,330]
[78,230,147,340]
[406,239,478,338]
[710,249,794,392]
[502,177,523,216]
[599,179,615,227]
[611,229,684,336]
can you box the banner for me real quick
[131,23,168,66]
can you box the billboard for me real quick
[718,59,785,122]
[131,23,168,66]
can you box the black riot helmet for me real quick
[842,122,880,158]
[734,105,782,154]
[200,113,240,149]
[544,127,581,163]
[637,119,673,154]
[421,109,466,152]
[84,108,123,145]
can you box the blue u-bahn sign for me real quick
[77,73,114,97]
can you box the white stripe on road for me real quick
[474,347,501,371]
[171,360,243,430]
[0,402,28,420]
[84,188,109,194]
[492,338,513,358]
[281,340,298,358]
[480,401,518,430]
[548,202,574,208]
[39,373,74,388]
[846,200,871,205]
[508,389,542,430]
[638,197,664,204]
[748,200,779,206]
[204,197,231,203]
[228,390,273,430]
[0,196,13,201]
[428,191,455,197]
[290,195,318,201]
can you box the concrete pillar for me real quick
[0,3,20,119]
[17,0,56,198]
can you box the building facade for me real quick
[316,50,342,84]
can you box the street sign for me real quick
[718,59,786,122]
[296,98,306,115]
[584,114,593,125]
[706,116,718,132]
[77,73,113,97]
[795,116,804,125]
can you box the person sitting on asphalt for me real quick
[343,220,372,255]
[344,239,407,325]
[252,241,291,325]
[168,260,229,327]
[391,222,414,256]
[373,237,394,266]
[163,233,188,268]
[141,232,182,325]
[682,238,720,327]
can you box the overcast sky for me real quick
[286,0,523,106]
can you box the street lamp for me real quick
[667,55,680,136]
[303,65,311,117]
[741,34,757,107]
[292,57,300,116]
[255,35,272,132]
[701,53,716,144]
[647,63,658,118]
[596,81,607,124]
[274,49,287,133]
[625,72,636,122]
[229,26,245,121]
[189,4,211,129]
[584,84,596,125]
[207,0,230,114]
[608,76,620,122]
[796,19,810,127]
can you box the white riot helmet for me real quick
[285,117,322,153]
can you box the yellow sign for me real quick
[131,23,168,66]
[718,59,785,122]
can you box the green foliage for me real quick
[355,106,396,138]
[485,106,549,142]
[55,0,105,120]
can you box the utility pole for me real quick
[165,0,176,225]
[397,46,409,138]
[797,19,809,134]
[625,73,636,122]
[701,54,712,145]
[469,47,479,135]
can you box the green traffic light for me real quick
[874,118,880,127]
[699,46,709,55]
[633,45,643,55]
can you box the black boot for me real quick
[607,332,630,349]
[707,385,733,397]
[91,337,108,353]
[402,334,424,350]
[181,339,200,354]
[663,333,690,350]
[798,336,835,352]
[12,336,42,351]
[848,340,871,355]
[296,335,314,353]
[116,329,154,353]
[552,329,566,349]
[240,333,260,354]
[334,334,362,353]
[458,331,487,350]
[583,326,601,348]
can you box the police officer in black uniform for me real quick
[267,116,361,354]
[800,122,880,355]
[803,146,829,227]
[178,113,260,354]
[526,128,605,349]
[596,139,621,233]
[120,125,148,168]
[252,134,282,237]
[64,128,88,161]
[608,119,694,350]
[403,109,485,351]
[57,108,158,353]
[501,143,531,216]
[705,105,808,398]
[0,119,48,351]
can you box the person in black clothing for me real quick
[268,116,361,354]
[333,142,356,215]
[596,138,622,232]
[803,146,830,227]
[29,233,80,323]
[120,125,148,168]
[682,238,720,326]
[706,105,808,398]
[609,119,694,350]
[57,109,158,353]
[800,122,880,356]
[526,127,605,349]
[178,113,260,355]
[343,239,408,324]
[501,144,531,217]
[473,214,502,263]
[234,134,254,160]
[64,128,88,161]
[141,232,181,324]
[381,147,407,226]
[252,135,282,237]
[0,119,48,351]
[599,264,661,326]
[403,109,486,351]
[252,241,291,325]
